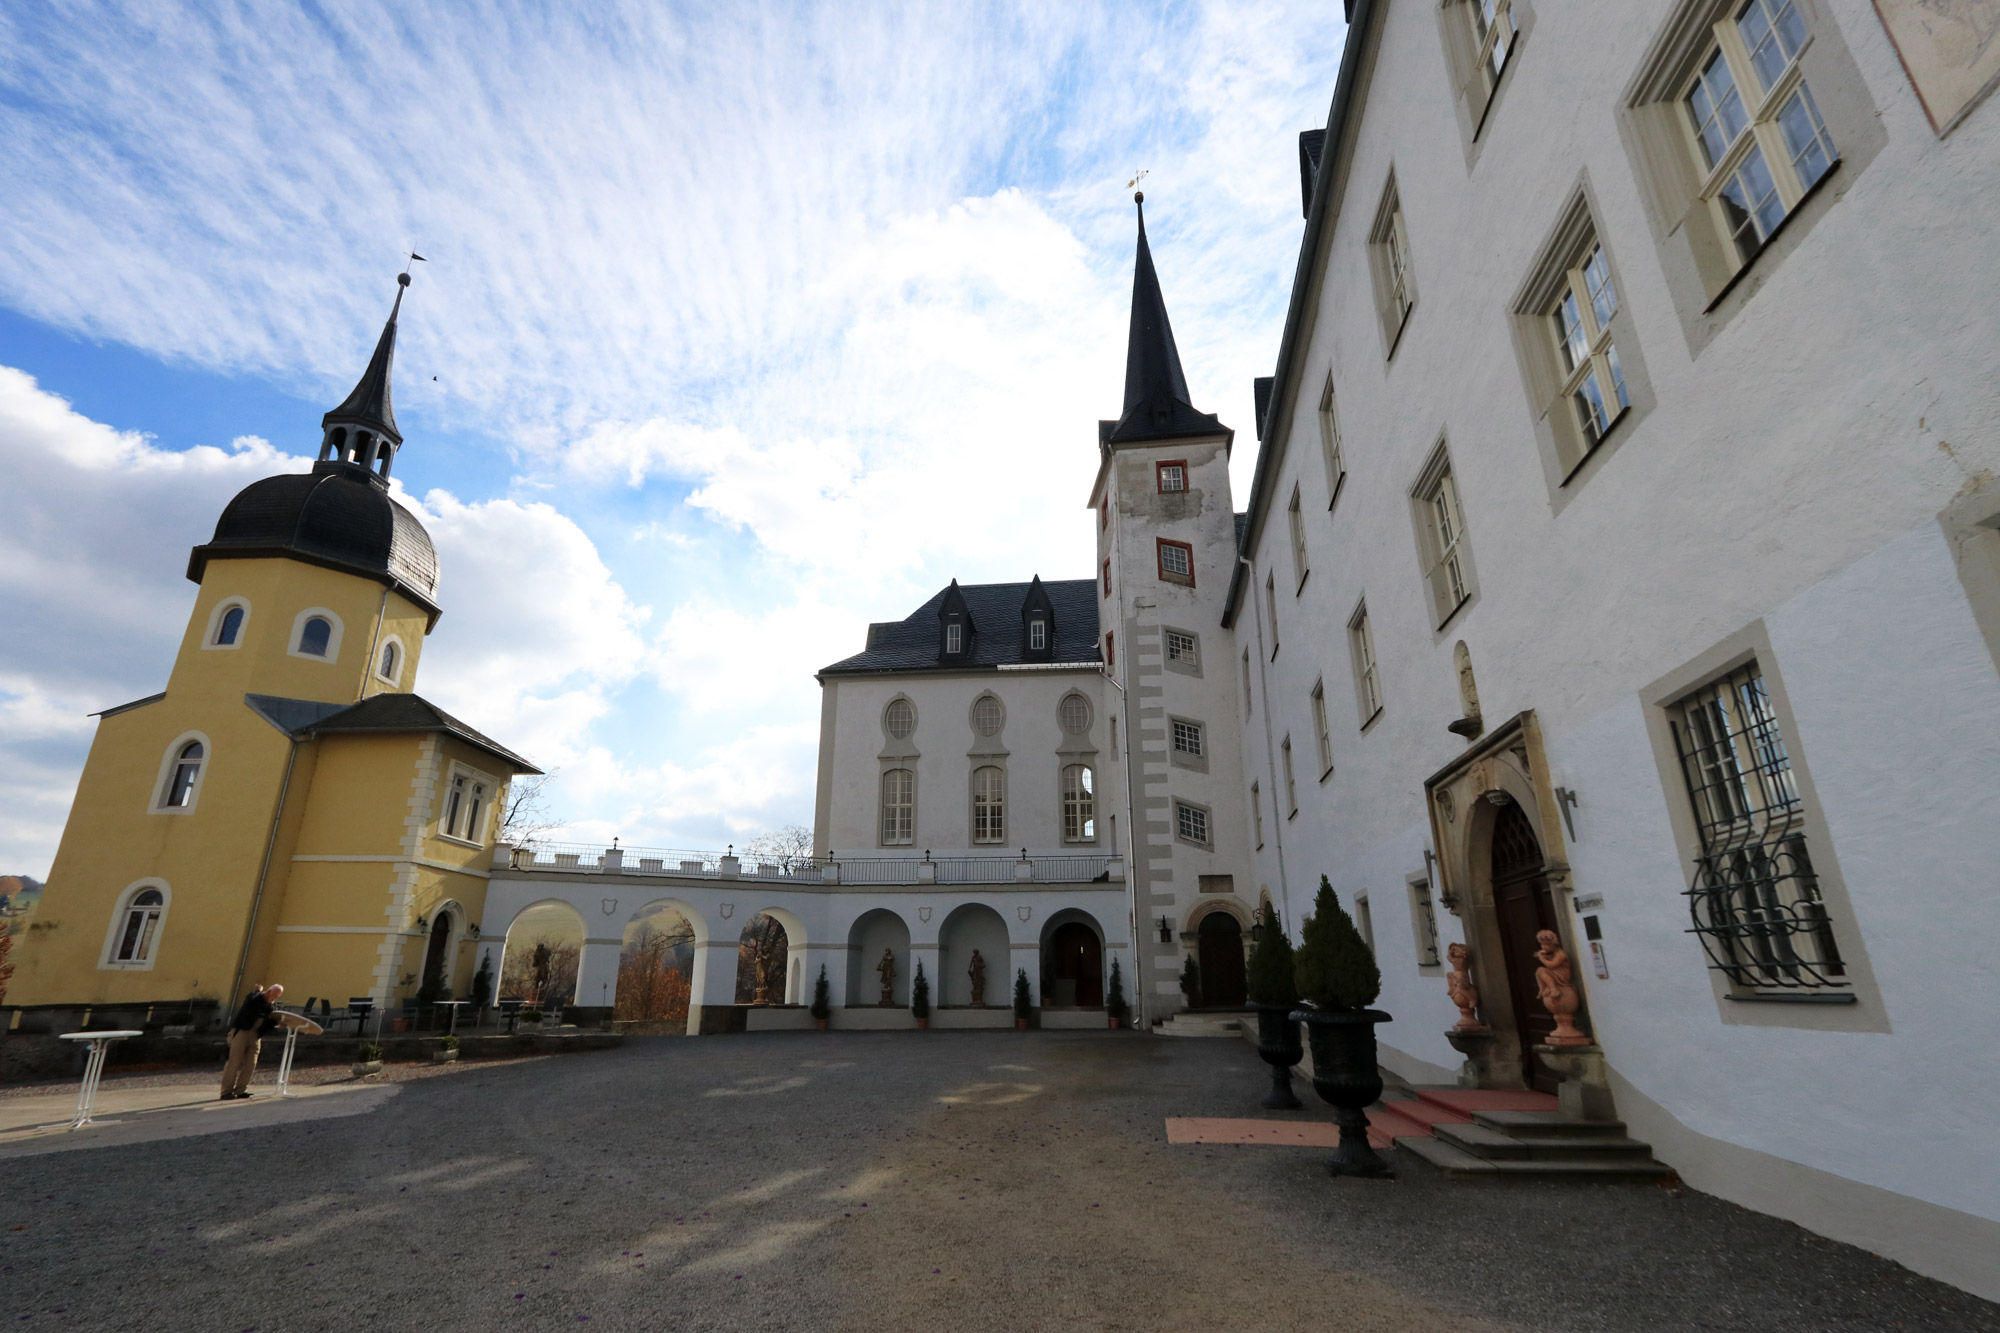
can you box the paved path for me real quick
[1,1033,1992,1331]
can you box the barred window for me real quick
[880,768,914,844]
[972,765,1006,843]
[1171,720,1204,756]
[1061,764,1095,842]
[1670,660,1846,992]
[1683,0,1837,268]
[884,698,916,740]
[1166,630,1198,665]
[1175,801,1210,845]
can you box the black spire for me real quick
[1105,193,1224,445]
[317,273,410,479]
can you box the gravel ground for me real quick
[0,1032,1991,1332]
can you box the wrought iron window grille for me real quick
[1671,663,1846,992]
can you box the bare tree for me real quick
[499,772,565,849]
[743,824,815,871]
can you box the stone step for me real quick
[1398,1134,1673,1180]
[1158,1012,1246,1037]
[1433,1120,1659,1165]
[1472,1109,1633,1140]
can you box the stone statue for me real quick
[877,948,897,1007]
[1445,941,1487,1031]
[968,949,988,1007]
[1534,929,1591,1046]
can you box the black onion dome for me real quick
[187,459,441,625]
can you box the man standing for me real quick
[220,982,285,1100]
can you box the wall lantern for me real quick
[1157,916,1173,944]
[1250,908,1263,944]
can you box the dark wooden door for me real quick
[1490,801,1562,1093]
[1196,913,1247,1008]
[1048,923,1103,1007]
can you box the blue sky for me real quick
[0,1,1344,875]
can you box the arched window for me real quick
[880,768,914,844]
[112,888,165,963]
[354,431,372,463]
[375,440,394,477]
[214,606,245,646]
[378,640,400,683]
[298,616,332,657]
[971,695,1003,737]
[1062,765,1095,842]
[972,766,1005,844]
[162,741,204,808]
[1058,693,1091,735]
[884,699,916,740]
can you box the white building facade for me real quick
[1225,0,2000,1299]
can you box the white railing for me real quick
[500,842,1119,885]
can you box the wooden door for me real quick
[1490,801,1562,1093]
[1196,913,1247,1008]
[1048,923,1103,1007]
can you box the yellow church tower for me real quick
[4,273,539,1032]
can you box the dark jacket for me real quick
[230,991,282,1037]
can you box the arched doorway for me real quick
[1491,799,1563,1093]
[418,914,452,1002]
[1196,912,1246,1008]
[1045,921,1103,1008]
[500,902,584,1007]
[616,903,695,1024]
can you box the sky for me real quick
[0,1,1345,877]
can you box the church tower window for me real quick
[106,885,167,967]
[214,605,245,646]
[160,741,204,809]
[377,639,402,685]
[298,616,332,657]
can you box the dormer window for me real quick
[1029,618,1046,651]
[945,623,963,654]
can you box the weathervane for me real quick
[402,250,427,277]
[1125,168,1149,189]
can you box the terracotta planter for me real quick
[392,1018,411,1033]
[351,1060,383,1077]
[1015,1017,1028,1030]
[816,1019,829,1031]
[1107,1015,1122,1029]
[1249,1001,1304,1110]
[1293,1007,1394,1177]
[916,1017,929,1030]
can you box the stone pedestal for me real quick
[1443,1027,1495,1089]
[1534,1043,1616,1122]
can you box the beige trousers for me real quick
[221,1028,262,1095]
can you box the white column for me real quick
[686,939,740,1036]
[576,934,622,1015]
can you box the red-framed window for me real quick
[1157,460,1188,493]
[1102,558,1111,597]
[1157,538,1195,586]
[1106,632,1115,667]
[1101,500,1109,530]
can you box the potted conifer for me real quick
[1013,969,1032,1030]
[811,965,831,1031]
[1246,911,1304,1109]
[1179,957,1203,1009]
[352,1042,384,1077]
[911,961,930,1030]
[1291,876,1393,1177]
[1105,958,1130,1030]
[433,1034,460,1064]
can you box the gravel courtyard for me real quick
[2,1032,1992,1332]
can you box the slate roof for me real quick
[820,579,1101,676]
[1103,195,1228,446]
[187,461,441,623]
[246,691,541,773]
[322,275,407,445]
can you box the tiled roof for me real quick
[820,579,1101,676]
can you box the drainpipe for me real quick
[1240,555,1293,930]
[229,737,301,1009]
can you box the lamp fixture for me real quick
[1157,916,1173,944]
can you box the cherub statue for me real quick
[877,947,897,1007]
[1445,941,1487,1031]
[1534,929,1590,1045]
[968,949,987,1007]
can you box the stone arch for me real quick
[749,905,810,1004]
[939,903,1010,1008]
[735,911,792,1005]
[846,907,911,1008]
[499,899,586,1007]
[615,901,698,1024]
[1040,908,1105,1009]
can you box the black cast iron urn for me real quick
[1293,1006,1394,1176]
[1249,1001,1304,1109]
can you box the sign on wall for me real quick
[1873,0,2000,134]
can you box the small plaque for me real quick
[1572,893,1604,913]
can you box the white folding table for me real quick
[272,1012,324,1099]
[57,1030,143,1130]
